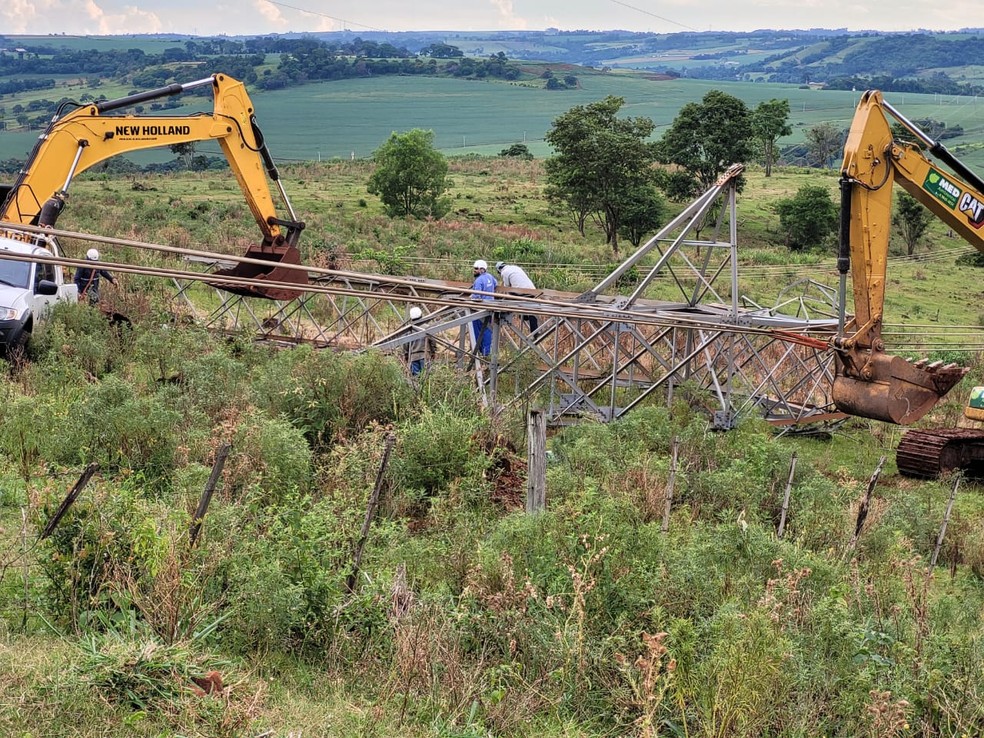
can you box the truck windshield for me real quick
[0,259,31,289]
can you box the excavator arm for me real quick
[0,74,306,300]
[832,90,984,424]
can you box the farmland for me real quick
[2,158,984,734]
[4,31,984,737]
[3,69,984,168]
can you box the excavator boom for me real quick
[0,74,306,300]
[833,90,980,425]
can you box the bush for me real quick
[36,479,173,626]
[221,490,389,655]
[499,143,533,160]
[776,184,838,250]
[250,346,412,449]
[27,301,128,381]
[55,374,180,488]
[391,406,487,505]
[224,408,313,501]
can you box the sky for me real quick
[0,0,982,37]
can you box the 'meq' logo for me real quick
[959,192,984,229]
[923,169,962,209]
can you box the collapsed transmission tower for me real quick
[2,164,845,430]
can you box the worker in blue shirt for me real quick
[470,259,497,356]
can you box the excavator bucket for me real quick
[214,242,307,302]
[832,353,967,425]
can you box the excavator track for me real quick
[896,428,984,479]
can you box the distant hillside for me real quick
[4,29,984,170]
[301,28,984,92]
[4,28,984,96]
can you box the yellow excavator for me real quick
[0,73,307,300]
[834,90,984,477]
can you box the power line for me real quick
[262,0,386,32]
[607,0,699,32]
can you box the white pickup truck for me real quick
[0,235,78,354]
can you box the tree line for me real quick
[0,37,529,102]
[365,90,936,258]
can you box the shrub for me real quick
[391,407,486,505]
[250,346,412,449]
[221,490,389,656]
[223,408,313,501]
[36,479,173,627]
[776,184,838,250]
[27,301,127,381]
[54,374,180,488]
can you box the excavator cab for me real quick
[965,387,984,423]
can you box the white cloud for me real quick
[0,0,55,33]
[298,10,339,32]
[1,0,980,37]
[490,0,528,29]
[254,0,289,28]
[93,2,163,34]
[0,0,161,34]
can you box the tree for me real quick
[544,96,657,255]
[499,143,533,160]
[169,142,196,168]
[893,191,931,255]
[367,129,450,219]
[617,182,666,248]
[776,184,838,250]
[805,122,843,168]
[421,43,463,59]
[751,98,791,177]
[655,90,754,200]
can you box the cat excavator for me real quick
[834,90,984,477]
[0,73,306,300]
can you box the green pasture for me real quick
[0,73,977,161]
[2,71,984,170]
[1,34,190,53]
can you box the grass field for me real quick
[4,108,984,736]
[3,71,984,168]
[0,34,192,53]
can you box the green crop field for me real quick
[1,34,191,54]
[2,71,984,169]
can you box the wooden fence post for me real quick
[189,444,231,547]
[346,432,397,593]
[930,475,961,570]
[527,409,547,514]
[40,462,99,540]
[848,455,885,556]
[777,452,798,539]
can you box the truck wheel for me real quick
[11,328,30,358]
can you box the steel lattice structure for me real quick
[2,165,845,429]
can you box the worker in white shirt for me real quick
[494,261,538,333]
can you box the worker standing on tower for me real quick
[405,306,436,376]
[470,259,497,356]
[494,261,538,333]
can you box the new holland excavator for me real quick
[834,90,984,477]
[0,73,306,301]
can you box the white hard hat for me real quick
[409,306,423,320]
[473,259,488,270]
[495,261,505,271]
[86,248,100,260]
